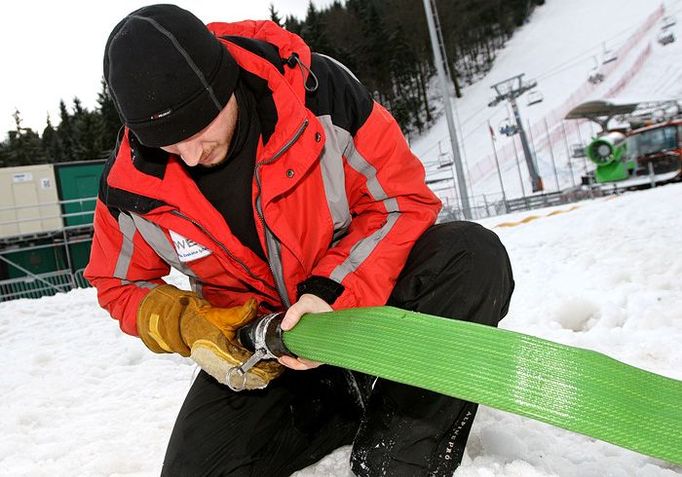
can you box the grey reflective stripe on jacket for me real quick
[113,212,137,281]
[113,212,181,290]
[128,213,202,294]
[328,124,401,284]
[318,115,352,243]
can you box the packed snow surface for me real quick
[2,183,681,476]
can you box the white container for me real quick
[0,164,63,239]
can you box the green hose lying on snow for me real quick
[240,306,682,465]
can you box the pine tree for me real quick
[1,110,47,166]
[42,115,64,163]
[0,140,9,168]
[359,2,393,102]
[301,2,333,55]
[284,15,303,36]
[75,106,104,161]
[316,1,361,73]
[96,79,122,155]
[56,100,76,162]
[269,4,282,26]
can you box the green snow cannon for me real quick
[586,132,633,183]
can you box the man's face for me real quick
[160,94,238,168]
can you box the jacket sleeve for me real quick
[305,55,442,309]
[84,200,169,336]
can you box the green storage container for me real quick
[0,239,92,280]
[3,241,65,279]
[54,161,105,227]
[67,240,93,272]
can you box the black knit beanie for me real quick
[103,4,239,147]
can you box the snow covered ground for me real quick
[2,183,681,476]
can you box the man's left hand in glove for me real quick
[136,285,283,390]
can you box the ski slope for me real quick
[414,0,682,210]
[1,183,681,476]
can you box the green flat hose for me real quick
[281,306,682,465]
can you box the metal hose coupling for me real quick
[227,313,293,392]
[238,312,292,357]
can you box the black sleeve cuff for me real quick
[296,275,345,305]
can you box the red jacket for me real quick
[85,21,441,336]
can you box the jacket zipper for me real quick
[169,209,277,293]
[255,118,309,307]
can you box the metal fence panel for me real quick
[0,269,88,302]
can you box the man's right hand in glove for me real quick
[136,285,283,390]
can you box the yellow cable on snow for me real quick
[495,205,580,228]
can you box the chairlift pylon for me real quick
[498,118,519,137]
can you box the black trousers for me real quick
[162,221,514,477]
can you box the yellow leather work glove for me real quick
[136,285,283,390]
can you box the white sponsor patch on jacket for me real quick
[169,230,212,262]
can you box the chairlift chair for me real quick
[588,70,605,84]
[437,152,453,168]
[602,50,618,64]
[587,56,605,85]
[498,118,519,137]
[435,142,453,168]
[662,15,677,29]
[588,71,605,85]
[527,90,544,106]
[658,29,676,46]
[571,143,587,158]
[652,108,667,122]
[602,44,618,65]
